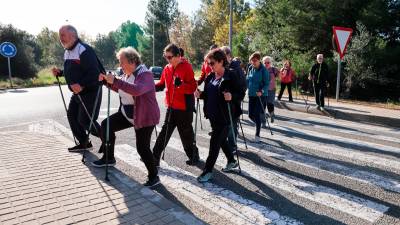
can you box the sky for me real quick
[0,0,202,37]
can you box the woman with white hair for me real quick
[262,56,279,123]
[93,47,161,187]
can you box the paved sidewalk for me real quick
[0,125,202,225]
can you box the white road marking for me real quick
[115,144,302,225]
[164,136,389,223]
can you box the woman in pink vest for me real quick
[277,60,296,102]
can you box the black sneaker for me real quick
[68,142,93,152]
[144,176,160,187]
[91,158,116,167]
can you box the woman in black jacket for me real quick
[194,49,239,183]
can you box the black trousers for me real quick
[204,121,236,173]
[101,110,158,179]
[135,126,158,179]
[249,96,266,136]
[278,83,293,101]
[100,110,133,160]
[153,109,199,161]
[315,84,326,107]
[67,90,101,144]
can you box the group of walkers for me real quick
[52,25,329,186]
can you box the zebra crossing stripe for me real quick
[238,125,400,172]
[304,117,400,137]
[164,136,389,223]
[272,124,400,154]
[114,144,302,225]
[195,131,400,194]
[282,118,400,144]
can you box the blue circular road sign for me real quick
[0,42,17,58]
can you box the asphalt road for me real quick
[1,85,399,225]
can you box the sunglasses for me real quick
[265,61,271,64]
[164,55,174,60]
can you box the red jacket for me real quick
[279,68,296,84]
[198,60,212,85]
[155,58,197,111]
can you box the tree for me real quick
[169,11,194,60]
[188,0,251,67]
[113,21,144,49]
[0,24,39,79]
[93,32,118,69]
[144,0,179,67]
[36,27,64,67]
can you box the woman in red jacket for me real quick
[277,60,296,102]
[153,44,200,166]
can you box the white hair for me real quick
[262,56,274,66]
[116,47,142,65]
[60,25,78,38]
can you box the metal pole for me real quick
[7,57,13,88]
[335,57,341,101]
[229,0,233,50]
[152,19,155,67]
[105,86,111,181]
[227,102,241,173]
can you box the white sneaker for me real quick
[254,135,260,142]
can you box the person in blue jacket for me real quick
[246,52,270,142]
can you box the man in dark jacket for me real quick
[52,25,102,152]
[221,46,246,153]
[309,54,329,111]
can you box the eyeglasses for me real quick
[251,59,259,63]
[265,62,271,64]
[164,55,174,60]
[208,61,216,66]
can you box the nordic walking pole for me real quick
[161,82,176,160]
[241,101,244,120]
[77,95,100,135]
[198,100,204,130]
[105,84,111,181]
[195,98,200,143]
[258,96,273,135]
[56,76,78,145]
[226,101,241,173]
[193,97,200,164]
[79,84,102,163]
[327,84,330,108]
[238,119,248,149]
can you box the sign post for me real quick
[332,26,353,101]
[0,42,17,88]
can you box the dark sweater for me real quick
[310,62,329,85]
[62,40,101,94]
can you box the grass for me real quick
[0,68,66,89]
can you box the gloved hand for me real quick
[174,77,182,87]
